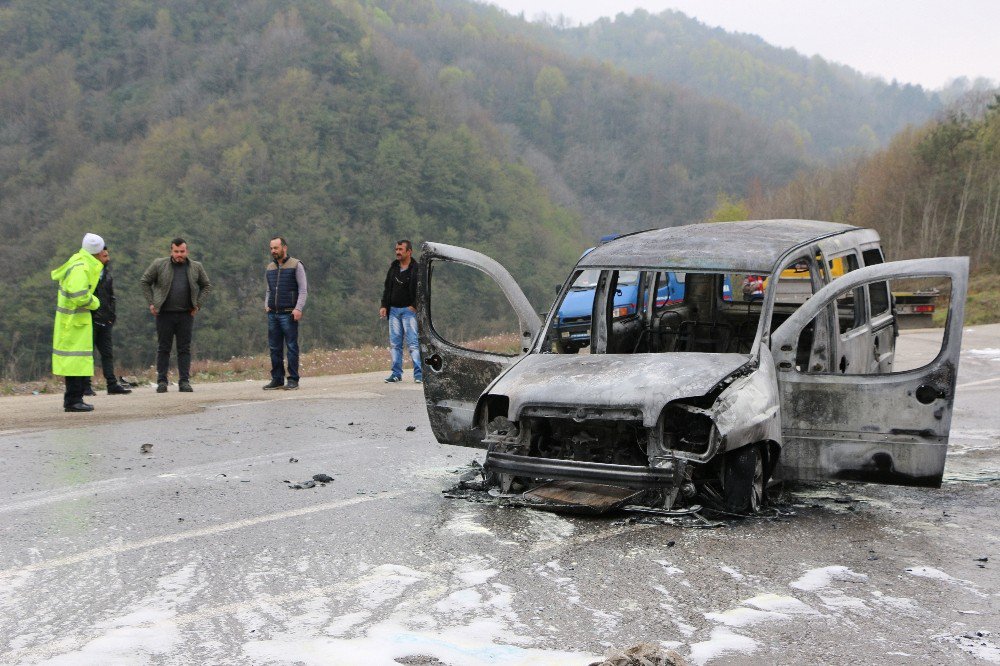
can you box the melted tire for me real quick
[724,444,764,515]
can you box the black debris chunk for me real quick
[974,556,989,562]
[667,540,676,548]
[312,474,334,483]
[139,443,153,454]
[288,457,299,463]
[405,425,416,432]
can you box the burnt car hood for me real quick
[490,353,752,427]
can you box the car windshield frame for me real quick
[541,266,774,355]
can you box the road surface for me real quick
[1,326,998,664]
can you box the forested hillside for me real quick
[743,95,1000,271]
[0,0,585,379]
[528,8,943,159]
[371,0,806,234]
[4,0,983,382]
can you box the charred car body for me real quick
[418,220,968,513]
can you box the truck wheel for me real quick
[724,444,764,514]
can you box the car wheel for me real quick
[723,444,764,514]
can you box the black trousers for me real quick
[156,311,194,383]
[91,323,116,384]
[64,376,87,407]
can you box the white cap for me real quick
[82,233,105,254]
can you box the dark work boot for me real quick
[64,402,94,412]
[263,379,284,390]
[178,380,193,392]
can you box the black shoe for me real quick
[64,402,94,412]
[107,382,132,395]
[83,386,96,397]
[284,379,299,390]
[263,379,284,390]
[178,380,193,392]
[156,381,168,393]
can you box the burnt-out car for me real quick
[417,220,968,513]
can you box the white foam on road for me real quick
[965,348,1000,361]
[324,611,370,636]
[905,565,986,598]
[441,507,495,537]
[434,589,483,614]
[458,567,499,587]
[936,631,1000,663]
[717,564,744,580]
[687,627,758,665]
[354,564,426,609]
[742,593,819,615]
[789,566,868,591]
[30,562,201,665]
[240,555,596,666]
[704,607,788,627]
[653,560,685,576]
[243,616,596,666]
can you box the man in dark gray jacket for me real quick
[85,244,132,396]
[140,237,212,393]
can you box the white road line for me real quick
[0,477,128,514]
[0,491,401,580]
[956,375,1000,389]
[0,437,367,514]
[209,391,384,409]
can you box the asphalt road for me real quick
[1,326,998,665]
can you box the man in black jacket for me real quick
[379,240,422,383]
[85,245,132,395]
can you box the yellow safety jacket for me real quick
[51,249,102,377]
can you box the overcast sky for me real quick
[480,0,998,90]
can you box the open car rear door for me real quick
[418,242,541,448]
[771,257,968,487]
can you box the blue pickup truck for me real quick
[554,238,686,352]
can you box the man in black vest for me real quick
[263,236,308,390]
[85,244,132,396]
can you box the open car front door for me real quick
[771,257,968,487]
[418,242,541,448]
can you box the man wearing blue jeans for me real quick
[263,237,308,390]
[379,240,422,383]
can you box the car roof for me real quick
[578,219,861,273]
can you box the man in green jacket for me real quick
[52,233,105,412]
[140,237,212,393]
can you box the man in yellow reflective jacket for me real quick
[52,233,105,412]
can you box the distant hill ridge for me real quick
[504,5,945,159]
[0,0,971,380]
